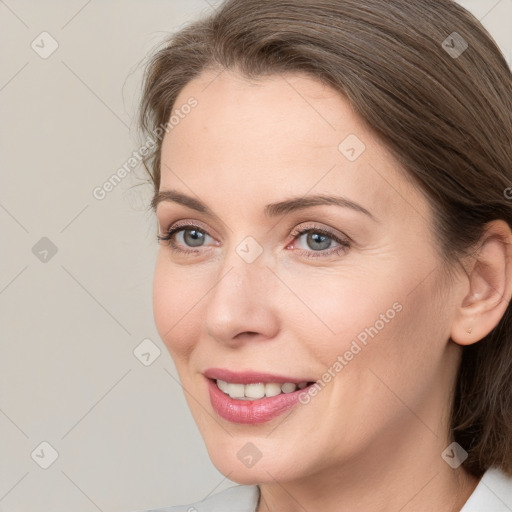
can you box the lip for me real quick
[204,367,313,384]
[204,368,314,424]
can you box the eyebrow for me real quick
[152,189,377,221]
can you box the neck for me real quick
[256,415,480,512]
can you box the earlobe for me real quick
[450,219,512,347]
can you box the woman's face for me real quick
[153,69,463,484]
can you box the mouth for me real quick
[203,369,316,424]
[214,379,313,400]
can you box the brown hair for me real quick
[138,0,512,477]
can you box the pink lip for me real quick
[204,368,314,424]
[204,367,312,384]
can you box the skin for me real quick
[152,68,512,512]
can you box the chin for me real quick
[209,455,284,486]
[201,433,301,485]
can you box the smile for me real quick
[216,379,310,399]
[204,369,316,424]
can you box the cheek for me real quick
[152,254,207,359]
[289,261,440,387]
[330,274,449,417]
[280,267,401,363]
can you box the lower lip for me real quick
[207,379,308,424]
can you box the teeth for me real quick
[245,383,265,399]
[216,379,309,400]
[265,383,282,397]
[227,383,245,399]
[281,383,297,393]
[217,379,229,393]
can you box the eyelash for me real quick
[157,222,351,259]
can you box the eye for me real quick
[288,224,351,258]
[157,223,215,255]
[157,221,351,258]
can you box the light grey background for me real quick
[0,1,510,511]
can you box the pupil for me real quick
[309,233,330,250]
[185,229,204,247]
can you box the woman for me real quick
[136,0,512,510]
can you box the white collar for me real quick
[235,467,512,512]
[152,466,512,511]
[460,467,512,511]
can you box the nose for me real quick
[204,245,280,347]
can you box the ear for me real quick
[450,219,512,346]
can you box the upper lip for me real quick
[204,368,314,384]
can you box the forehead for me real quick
[159,69,429,223]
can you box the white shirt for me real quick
[136,466,512,511]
